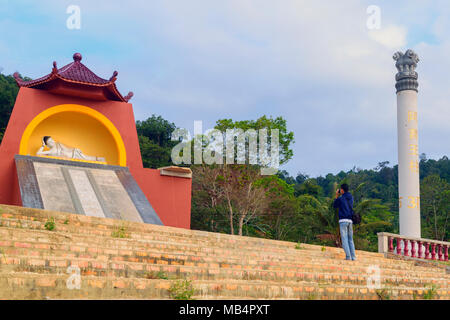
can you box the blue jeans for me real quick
[339,221,356,260]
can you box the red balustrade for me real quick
[438,245,444,261]
[431,243,436,260]
[396,238,402,255]
[380,233,449,262]
[404,239,410,257]
[411,240,416,258]
[425,242,430,259]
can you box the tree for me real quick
[420,175,449,241]
[191,116,295,237]
[0,73,20,143]
[257,175,298,240]
[136,115,178,168]
[214,115,295,166]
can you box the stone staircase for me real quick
[0,205,448,300]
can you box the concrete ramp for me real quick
[15,155,163,225]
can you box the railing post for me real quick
[411,240,416,258]
[378,233,389,254]
[425,242,430,259]
[445,245,449,262]
[438,244,444,261]
[417,241,422,259]
[396,238,402,255]
[404,239,410,257]
[431,243,436,260]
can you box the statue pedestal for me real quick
[15,155,162,225]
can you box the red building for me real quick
[0,53,191,229]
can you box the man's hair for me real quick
[43,136,51,145]
[341,183,349,193]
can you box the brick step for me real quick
[0,208,304,250]
[0,273,447,300]
[0,244,446,282]
[0,215,356,257]
[0,227,445,276]
[0,206,385,257]
[0,228,444,274]
[1,254,448,289]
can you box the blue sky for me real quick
[1,0,449,177]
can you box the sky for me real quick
[0,0,449,177]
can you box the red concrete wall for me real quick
[0,87,191,229]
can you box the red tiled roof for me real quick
[14,53,133,102]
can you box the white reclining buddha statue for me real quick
[37,136,106,163]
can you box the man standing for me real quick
[333,183,356,261]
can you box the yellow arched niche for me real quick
[19,104,127,166]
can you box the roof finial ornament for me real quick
[124,91,134,102]
[73,53,82,62]
[109,71,118,82]
[52,61,58,73]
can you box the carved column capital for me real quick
[393,49,420,93]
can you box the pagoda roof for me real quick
[14,53,133,102]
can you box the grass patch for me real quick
[63,219,69,225]
[146,271,169,280]
[423,284,438,300]
[44,217,56,231]
[168,280,196,300]
[435,260,450,266]
[295,242,303,250]
[0,248,6,263]
[306,293,317,300]
[111,225,129,238]
[321,246,326,252]
[375,288,391,300]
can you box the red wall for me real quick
[0,87,191,229]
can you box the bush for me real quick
[168,280,195,300]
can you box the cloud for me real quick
[368,25,408,49]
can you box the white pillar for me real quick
[393,50,421,238]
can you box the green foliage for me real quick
[168,280,196,300]
[214,115,295,165]
[306,293,317,300]
[375,288,391,300]
[111,226,129,238]
[136,115,178,169]
[0,73,20,143]
[420,175,449,241]
[44,217,56,231]
[423,284,438,300]
[295,242,303,250]
[146,271,169,280]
